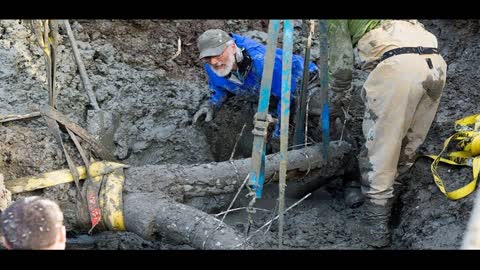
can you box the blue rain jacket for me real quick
[204,33,318,137]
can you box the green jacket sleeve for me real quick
[328,20,354,93]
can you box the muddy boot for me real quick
[343,179,364,209]
[357,199,392,248]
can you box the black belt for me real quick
[379,46,439,63]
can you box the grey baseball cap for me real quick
[197,29,232,59]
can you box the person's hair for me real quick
[226,40,243,62]
[0,196,64,249]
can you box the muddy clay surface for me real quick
[0,20,479,249]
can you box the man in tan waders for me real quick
[328,20,447,247]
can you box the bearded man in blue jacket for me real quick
[193,29,363,209]
[193,29,318,137]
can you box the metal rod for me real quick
[293,20,315,149]
[64,20,100,110]
[319,20,329,160]
[278,19,294,249]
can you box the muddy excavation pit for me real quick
[1,19,480,249]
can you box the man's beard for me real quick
[209,51,235,77]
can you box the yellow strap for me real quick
[423,113,480,200]
[455,114,480,130]
[434,157,480,200]
[99,168,126,231]
[426,155,466,166]
[426,133,480,200]
[5,161,127,194]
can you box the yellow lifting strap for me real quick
[425,114,480,200]
[99,168,126,231]
[5,161,128,194]
[5,161,127,231]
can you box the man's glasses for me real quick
[201,46,229,63]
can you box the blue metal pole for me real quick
[319,20,329,160]
[278,19,294,248]
[249,20,280,198]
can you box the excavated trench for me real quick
[0,19,479,249]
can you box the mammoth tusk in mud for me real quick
[4,140,351,249]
